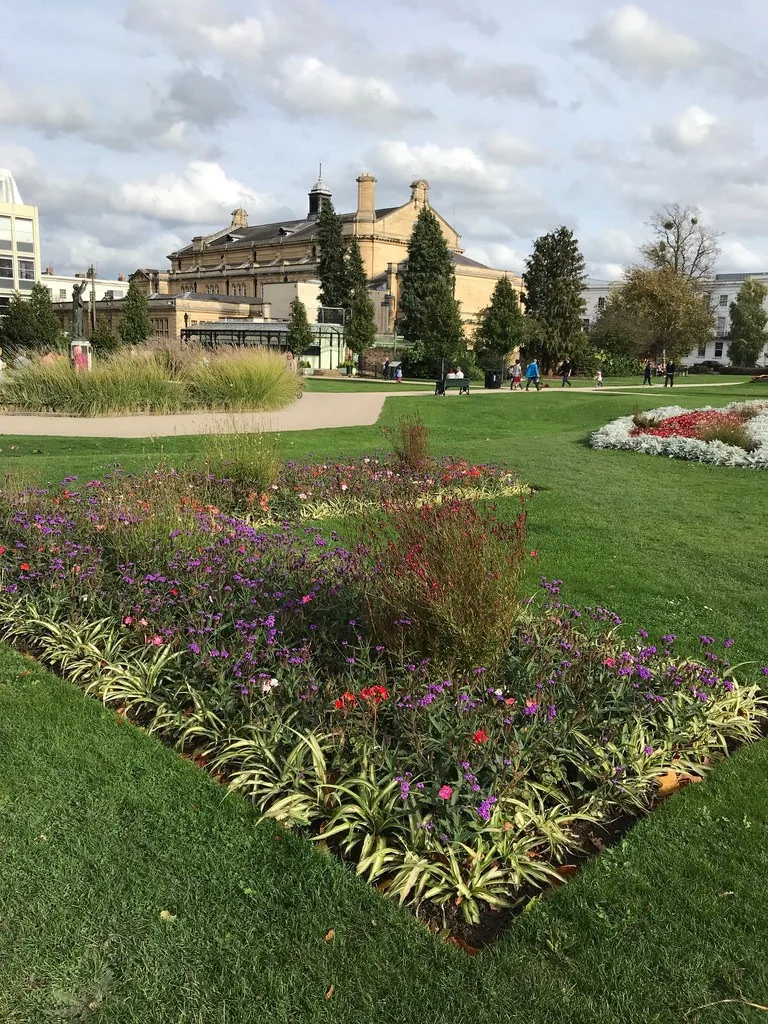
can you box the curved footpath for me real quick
[0,380,750,438]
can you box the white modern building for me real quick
[0,169,41,315]
[582,273,768,367]
[40,268,129,304]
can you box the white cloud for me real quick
[651,105,750,154]
[578,4,768,95]
[403,46,554,106]
[462,243,526,273]
[119,162,279,224]
[370,140,508,192]
[719,240,767,271]
[484,131,553,167]
[273,57,422,122]
[579,5,703,78]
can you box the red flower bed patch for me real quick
[631,409,744,439]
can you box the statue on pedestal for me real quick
[71,279,88,339]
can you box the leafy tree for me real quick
[29,282,62,349]
[420,277,465,378]
[728,278,768,366]
[640,203,721,281]
[398,207,456,346]
[119,281,152,346]
[0,292,37,353]
[90,317,121,355]
[344,238,376,354]
[317,196,349,314]
[286,297,314,353]
[592,267,714,363]
[474,276,525,372]
[521,226,587,372]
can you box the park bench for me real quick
[435,377,470,396]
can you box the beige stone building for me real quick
[52,291,269,342]
[131,174,521,339]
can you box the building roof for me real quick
[170,207,405,257]
[367,251,491,287]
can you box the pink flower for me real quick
[438,785,453,800]
[301,595,313,604]
[603,657,616,668]
[147,635,163,646]
[123,616,133,626]
[139,617,148,627]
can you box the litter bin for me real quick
[484,370,502,389]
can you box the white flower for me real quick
[298,492,308,500]
[590,400,768,470]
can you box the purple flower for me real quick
[476,795,497,822]
[547,704,557,722]
[723,638,734,649]
[643,745,653,756]
[661,634,677,644]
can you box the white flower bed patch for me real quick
[590,400,768,469]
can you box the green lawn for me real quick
[2,383,768,1022]
[303,376,434,391]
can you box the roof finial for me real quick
[319,161,322,179]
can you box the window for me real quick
[597,296,606,310]
[697,343,707,357]
[0,216,11,248]
[0,256,12,279]
[719,294,728,307]
[18,258,35,280]
[59,288,67,299]
[14,218,34,249]
[715,341,724,358]
[582,318,590,330]
[0,296,9,313]
[716,316,726,335]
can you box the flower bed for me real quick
[1,467,765,937]
[590,401,768,468]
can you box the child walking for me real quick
[594,370,603,388]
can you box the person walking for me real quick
[559,360,572,387]
[525,359,541,391]
[594,369,603,388]
[383,359,389,380]
[664,360,675,387]
[510,360,522,391]
[643,360,653,386]
[395,365,403,383]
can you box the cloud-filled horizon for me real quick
[2,0,767,282]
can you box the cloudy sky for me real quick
[2,0,767,281]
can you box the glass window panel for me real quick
[0,256,13,278]
[0,216,11,243]
[18,258,35,280]
[14,218,34,245]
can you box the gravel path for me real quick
[0,381,751,438]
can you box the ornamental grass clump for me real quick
[184,349,301,412]
[382,413,430,470]
[361,497,528,671]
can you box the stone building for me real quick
[0,169,41,316]
[131,174,521,338]
[51,291,270,342]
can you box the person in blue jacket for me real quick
[525,359,541,391]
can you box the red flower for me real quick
[333,691,357,710]
[473,729,489,744]
[360,685,389,704]
[20,563,29,571]
[529,550,538,558]
[0,546,4,555]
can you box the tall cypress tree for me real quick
[522,227,587,372]
[29,282,62,349]
[316,197,349,315]
[119,281,153,346]
[398,207,455,345]
[344,238,376,354]
[728,279,768,366]
[475,276,526,373]
[420,276,465,377]
[286,297,314,353]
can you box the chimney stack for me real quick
[410,179,429,209]
[356,172,376,227]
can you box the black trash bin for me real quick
[484,370,502,389]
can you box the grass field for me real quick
[2,382,768,1023]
